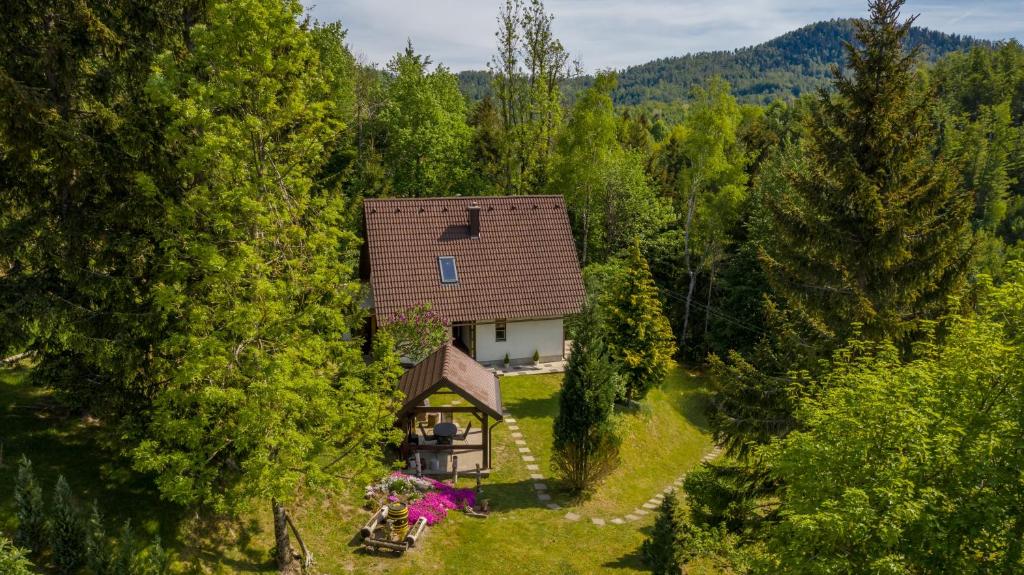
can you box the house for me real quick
[362,195,585,365]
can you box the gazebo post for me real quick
[482,413,489,469]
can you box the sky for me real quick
[305,0,1023,72]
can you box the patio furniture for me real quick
[433,421,457,445]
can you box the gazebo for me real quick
[397,342,504,475]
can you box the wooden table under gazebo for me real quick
[397,342,504,476]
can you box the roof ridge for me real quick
[363,195,563,203]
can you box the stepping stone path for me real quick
[503,411,556,510]
[502,405,725,528]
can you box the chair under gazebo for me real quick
[397,342,504,476]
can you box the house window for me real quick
[495,321,507,342]
[438,256,458,284]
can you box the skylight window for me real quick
[438,256,458,284]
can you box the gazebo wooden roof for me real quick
[398,342,503,421]
[396,342,504,473]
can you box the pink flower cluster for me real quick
[406,480,477,525]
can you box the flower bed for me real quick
[366,472,476,525]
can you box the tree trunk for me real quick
[285,511,313,568]
[272,499,297,574]
[680,173,700,348]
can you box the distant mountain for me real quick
[458,19,985,106]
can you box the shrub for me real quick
[50,475,86,574]
[532,349,540,363]
[550,424,621,494]
[14,455,47,554]
[503,352,510,366]
[642,490,683,574]
[0,537,35,575]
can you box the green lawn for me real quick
[0,364,713,574]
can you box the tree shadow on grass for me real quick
[501,395,559,422]
[602,523,654,570]
[664,369,713,434]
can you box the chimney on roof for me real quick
[468,203,480,238]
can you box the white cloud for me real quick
[307,0,1023,72]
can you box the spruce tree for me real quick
[760,0,973,342]
[642,489,683,574]
[552,301,620,493]
[13,455,46,554]
[50,476,85,575]
[604,241,677,402]
[85,501,113,575]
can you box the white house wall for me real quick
[474,318,564,364]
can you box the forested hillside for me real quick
[458,19,982,105]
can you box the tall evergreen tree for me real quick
[13,455,46,554]
[760,0,973,342]
[642,490,683,574]
[551,301,620,493]
[604,241,677,403]
[50,476,85,575]
[0,0,200,417]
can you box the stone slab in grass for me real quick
[522,455,536,462]
[610,518,625,525]
[591,517,605,526]
[505,418,516,423]
[642,502,658,510]
[634,509,649,516]
[526,464,540,471]
[511,432,523,439]
[624,514,641,521]
[515,439,527,446]
[533,483,548,490]
[537,493,552,501]
[518,447,531,453]
[530,473,544,479]
[564,512,581,521]
[507,424,520,431]
[546,503,561,510]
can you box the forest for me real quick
[1,0,1023,573]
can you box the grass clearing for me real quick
[0,363,713,574]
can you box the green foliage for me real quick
[128,7,403,572]
[0,0,196,416]
[532,349,540,363]
[380,304,451,364]
[759,264,1024,573]
[489,0,572,194]
[550,73,671,265]
[604,242,676,403]
[85,501,114,575]
[760,0,973,343]
[378,42,473,197]
[50,476,85,575]
[551,302,620,493]
[641,490,683,574]
[14,455,46,554]
[0,538,34,575]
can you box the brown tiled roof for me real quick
[397,342,503,420]
[364,195,585,323]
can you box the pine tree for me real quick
[760,0,973,342]
[551,301,620,493]
[13,455,46,554]
[642,490,683,574]
[604,241,677,402]
[85,501,114,575]
[50,476,85,575]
